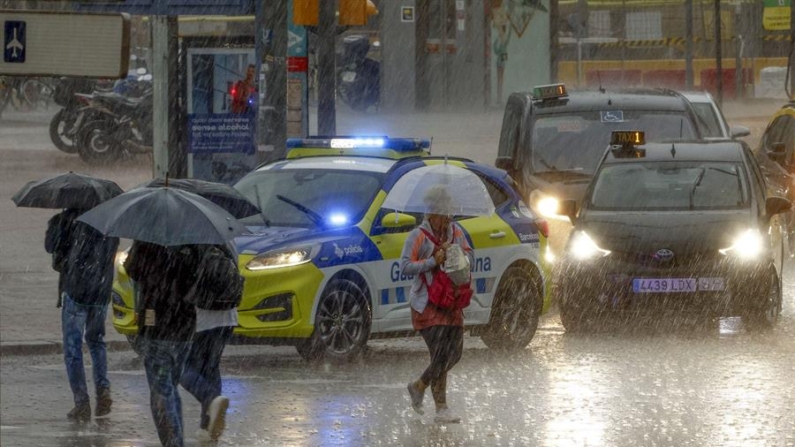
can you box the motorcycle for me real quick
[336,35,380,112]
[49,77,101,153]
[77,89,153,165]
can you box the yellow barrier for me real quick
[558,57,788,89]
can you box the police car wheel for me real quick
[743,268,781,331]
[481,265,542,351]
[298,279,372,362]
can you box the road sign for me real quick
[0,11,129,77]
[763,0,791,30]
[4,20,25,63]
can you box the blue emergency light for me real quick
[286,136,431,159]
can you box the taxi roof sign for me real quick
[610,130,645,146]
[286,137,431,160]
[532,83,567,100]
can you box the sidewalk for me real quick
[0,98,783,356]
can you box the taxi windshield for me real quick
[589,161,749,211]
[530,111,697,175]
[235,169,384,228]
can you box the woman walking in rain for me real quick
[401,185,474,424]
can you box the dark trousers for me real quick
[143,338,192,447]
[420,325,464,407]
[180,326,233,429]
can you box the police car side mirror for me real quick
[730,125,750,139]
[765,196,791,218]
[381,212,417,230]
[559,199,578,222]
[767,142,786,162]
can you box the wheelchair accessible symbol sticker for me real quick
[601,110,624,123]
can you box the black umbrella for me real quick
[133,178,261,219]
[12,172,123,209]
[77,187,247,246]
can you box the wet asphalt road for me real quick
[2,259,795,447]
[2,105,793,446]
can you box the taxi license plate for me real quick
[632,277,725,293]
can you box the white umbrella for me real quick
[382,162,495,217]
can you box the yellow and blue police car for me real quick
[111,137,552,361]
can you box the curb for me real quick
[0,340,132,357]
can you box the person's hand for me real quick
[433,248,446,266]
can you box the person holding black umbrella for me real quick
[78,186,247,447]
[14,172,123,423]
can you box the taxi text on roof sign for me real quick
[285,137,431,160]
[611,130,645,146]
[532,83,567,100]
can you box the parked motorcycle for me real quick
[49,77,100,153]
[336,35,380,112]
[77,89,153,165]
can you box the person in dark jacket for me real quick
[124,241,200,447]
[45,208,120,422]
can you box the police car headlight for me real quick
[115,248,129,268]
[569,231,611,261]
[246,245,318,271]
[719,229,764,259]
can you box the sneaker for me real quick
[95,388,112,417]
[434,408,461,424]
[67,403,91,422]
[406,382,425,415]
[206,395,229,440]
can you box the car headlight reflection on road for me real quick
[246,245,317,271]
[568,231,611,261]
[719,229,764,259]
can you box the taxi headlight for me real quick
[568,231,611,261]
[719,229,764,259]
[246,245,318,271]
[529,190,564,219]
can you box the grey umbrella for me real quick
[133,178,261,219]
[12,172,123,209]
[77,187,247,246]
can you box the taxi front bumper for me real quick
[557,255,773,316]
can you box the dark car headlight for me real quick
[568,231,611,261]
[719,229,764,260]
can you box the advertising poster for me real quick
[187,47,258,184]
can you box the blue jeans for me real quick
[142,338,192,447]
[180,326,233,429]
[61,294,109,407]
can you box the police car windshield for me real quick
[235,169,384,228]
[589,161,749,211]
[531,111,696,175]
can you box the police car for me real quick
[111,137,552,361]
[495,84,703,255]
[556,131,790,332]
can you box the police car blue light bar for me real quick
[286,137,431,152]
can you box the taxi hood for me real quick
[579,210,755,255]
